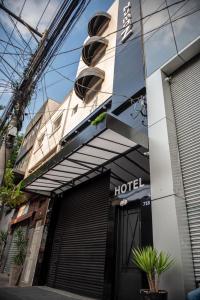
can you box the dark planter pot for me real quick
[140,289,168,300]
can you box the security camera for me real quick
[164,76,172,82]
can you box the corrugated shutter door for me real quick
[46,173,110,299]
[4,226,27,274]
[170,54,200,282]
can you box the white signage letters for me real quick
[121,2,133,43]
[114,178,144,196]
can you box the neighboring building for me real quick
[1,99,60,278]
[16,1,200,300]
[14,99,61,178]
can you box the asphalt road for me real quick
[0,287,95,300]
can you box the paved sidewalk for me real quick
[0,286,96,300]
[0,272,9,287]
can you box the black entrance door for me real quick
[115,201,141,300]
[46,173,110,299]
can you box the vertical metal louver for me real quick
[170,54,200,282]
[46,173,110,299]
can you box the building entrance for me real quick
[45,173,110,299]
[114,198,152,300]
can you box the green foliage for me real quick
[91,112,107,126]
[132,246,174,292]
[10,134,23,168]
[0,162,26,209]
[0,230,7,244]
[13,228,27,266]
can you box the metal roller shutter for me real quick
[4,226,27,274]
[46,173,110,299]
[170,54,200,282]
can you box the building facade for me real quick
[1,99,60,280]
[16,1,200,299]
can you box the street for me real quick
[0,286,96,300]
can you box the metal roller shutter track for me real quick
[46,173,110,299]
[170,54,200,282]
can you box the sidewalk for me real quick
[0,286,96,300]
[0,272,9,287]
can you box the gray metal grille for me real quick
[170,54,200,281]
[4,226,27,274]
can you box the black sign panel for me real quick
[112,0,145,111]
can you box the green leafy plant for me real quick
[0,161,27,209]
[91,112,107,126]
[0,230,7,244]
[0,230,7,263]
[13,228,27,266]
[132,246,174,293]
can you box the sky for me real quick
[0,0,114,131]
[1,0,200,133]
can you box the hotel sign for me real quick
[114,178,144,196]
[121,2,133,43]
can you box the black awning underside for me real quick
[74,67,105,100]
[88,12,111,37]
[82,36,108,66]
[23,113,149,196]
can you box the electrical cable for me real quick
[0,0,28,100]
[44,0,196,77]
[51,0,187,57]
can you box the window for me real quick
[71,104,78,116]
[38,133,45,147]
[53,115,62,132]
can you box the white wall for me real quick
[62,1,119,138]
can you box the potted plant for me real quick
[132,246,174,300]
[91,112,107,127]
[9,227,27,286]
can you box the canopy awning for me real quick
[82,36,108,66]
[23,113,148,196]
[88,12,111,37]
[74,67,105,100]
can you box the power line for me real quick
[0,0,94,135]
[44,0,194,77]
[0,1,42,37]
[0,0,28,97]
[44,6,200,91]
[0,54,22,77]
[51,0,187,57]
[0,38,30,53]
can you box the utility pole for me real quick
[0,0,88,171]
[0,3,42,38]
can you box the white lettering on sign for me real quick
[114,178,144,196]
[142,200,151,207]
[121,2,133,43]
